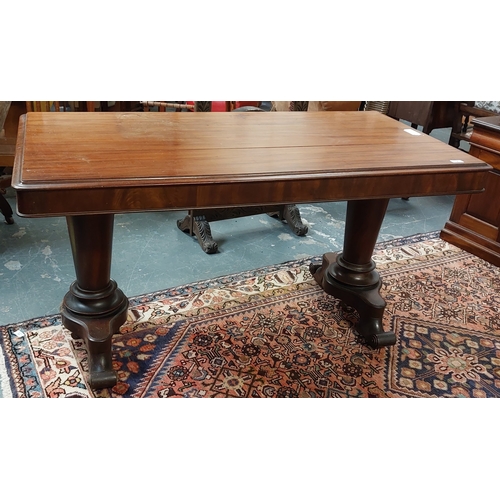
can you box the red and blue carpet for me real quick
[1,231,500,398]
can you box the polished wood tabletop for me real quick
[13,111,489,217]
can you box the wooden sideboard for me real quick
[441,116,500,265]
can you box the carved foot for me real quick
[311,253,396,349]
[177,213,218,254]
[355,313,397,348]
[86,337,119,389]
[61,280,129,389]
[0,193,14,224]
[63,309,127,389]
[268,204,308,236]
[283,204,308,236]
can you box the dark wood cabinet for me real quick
[441,116,500,265]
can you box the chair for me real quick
[272,101,362,112]
[142,101,309,253]
[141,101,195,112]
[449,101,500,149]
[26,101,95,112]
[25,101,137,112]
[361,101,390,114]
[386,101,457,134]
[0,170,14,225]
[0,101,15,224]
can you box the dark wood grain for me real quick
[13,111,489,217]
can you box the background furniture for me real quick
[26,101,93,112]
[1,101,97,224]
[272,101,361,112]
[142,101,195,111]
[441,115,500,266]
[0,101,143,224]
[0,101,14,224]
[142,101,308,253]
[26,101,142,112]
[362,101,390,114]
[387,101,463,145]
[449,101,500,149]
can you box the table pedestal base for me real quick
[311,198,396,348]
[61,199,397,390]
[310,253,396,347]
[61,214,129,389]
[62,281,128,389]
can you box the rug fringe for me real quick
[0,343,13,398]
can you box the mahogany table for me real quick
[12,111,491,389]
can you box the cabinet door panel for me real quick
[464,170,500,228]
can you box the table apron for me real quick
[15,170,488,217]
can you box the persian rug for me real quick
[1,231,500,398]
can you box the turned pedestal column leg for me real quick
[61,214,128,389]
[311,198,396,348]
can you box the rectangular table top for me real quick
[12,111,491,217]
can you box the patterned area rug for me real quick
[2,231,500,398]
